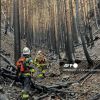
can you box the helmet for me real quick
[23,47,30,55]
[37,50,42,55]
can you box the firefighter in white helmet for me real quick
[16,47,35,100]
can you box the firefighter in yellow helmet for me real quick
[33,50,47,79]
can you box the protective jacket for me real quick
[16,57,35,76]
[33,54,47,78]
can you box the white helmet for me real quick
[23,47,30,55]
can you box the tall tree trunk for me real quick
[4,20,9,34]
[75,0,79,30]
[80,26,93,65]
[10,0,13,29]
[71,0,79,44]
[88,24,94,47]
[64,0,75,63]
[19,0,25,39]
[93,0,99,29]
[98,1,100,16]
[0,0,1,67]
[25,0,30,48]
[50,0,57,54]
[79,1,93,65]
[4,0,9,35]
[54,0,59,55]
[80,0,90,47]
[13,0,21,63]
[27,2,32,48]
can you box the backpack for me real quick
[16,57,26,72]
[16,57,33,73]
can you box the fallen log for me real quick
[0,54,16,69]
[1,72,16,80]
[32,82,77,95]
[45,81,75,89]
[77,63,100,83]
[1,67,16,75]
[35,93,49,100]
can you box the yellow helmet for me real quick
[37,50,42,55]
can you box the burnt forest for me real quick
[0,0,100,100]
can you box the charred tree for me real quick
[47,25,52,51]
[25,0,33,49]
[93,0,99,29]
[50,1,57,54]
[77,0,93,65]
[13,0,21,63]
[19,0,25,39]
[4,0,9,35]
[71,0,79,44]
[79,22,93,65]
[88,22,94,47]
[27,0,33,49]
[80,26,93,65]
[0,0,1,67]
[80,0,90,47]
[4,20,9,35]
[10,0,14,30]
[24,0,28,47]
[64,0,75,63]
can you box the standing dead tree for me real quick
[49,0,57,54]
[79,0,93,65]
[93,0,99,29]
[71,0,79,44]
[13,0,21,63]
[64,0,75,63]
[24,0,29,47]
[4,0,9,35]
[0,0,1,68]
[19,0,25,39]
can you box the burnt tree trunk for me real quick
[24,0,27,44]
[88,23,94,47]
[19,0,25,39]
[71,0,79,44]
[80,29,93,65]
[64,0,75,63]
[0,0,1,67]
[4,0,9,35]
[50,1,57,54]
[13,0,21,63]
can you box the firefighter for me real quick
[33,50,48,79]
[16,47,35,100]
